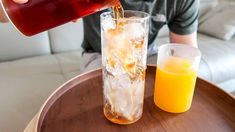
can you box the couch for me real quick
[0,0,234,131]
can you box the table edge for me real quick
[35,68,102,132]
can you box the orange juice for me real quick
[154,56,197,113]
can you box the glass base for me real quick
[103,105,142,125]
[154,98,191,113]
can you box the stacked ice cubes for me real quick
[103,20,147,120]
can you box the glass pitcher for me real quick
[1,0,120,36]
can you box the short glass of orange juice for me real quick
[154,44,201,113]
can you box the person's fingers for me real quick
[13,0,28,4]
[72,19,78,23]
[0,4,9,22]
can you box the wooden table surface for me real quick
[37,66,235,132]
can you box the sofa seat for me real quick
[197,34,235,83]
[218,79,235,93]
[198,34,235,94]
[0,51,82,132]
[198,33,235,95]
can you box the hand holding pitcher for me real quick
[0,0,28,22]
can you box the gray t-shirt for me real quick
[82,0,199,53]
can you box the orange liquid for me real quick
[154,56,197,113]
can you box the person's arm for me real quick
[168,0,199,48]
[0,0,28,22]
[170,31,197,48]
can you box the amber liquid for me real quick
[104,102,142,125]
[103,4,145,125]
[103,67,145,125]
[2,0,120,36]
[112,4,124,19]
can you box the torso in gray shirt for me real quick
[82,0,199,53]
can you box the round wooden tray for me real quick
[37,66,235,132]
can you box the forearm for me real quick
[170,31,198,48]
[0,5,8,23]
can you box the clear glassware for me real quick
[101,10,150,124]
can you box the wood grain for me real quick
[38,66,235,132]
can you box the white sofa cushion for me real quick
[197,34,235,83]
[199,3,235,40]
[49,20,84,53]
[157,25,169,37]
[0,51,82,132]
[199,0,218,19]
[218,78,235,93]
[0,23,50,62]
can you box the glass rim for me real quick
[100,10,150,21]
[158,43,202,58]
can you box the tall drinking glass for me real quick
[154,44,201,113]
[101,11,150,124]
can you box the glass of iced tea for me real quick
[101,10,150,125]
[154,44,201,113]
[0,0,120,36]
